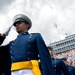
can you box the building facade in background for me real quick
[49,34,75,54]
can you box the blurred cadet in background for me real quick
[62,57,75,75]
[48,46,72,75]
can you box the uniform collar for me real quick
[52,58,55,60]
[19,32,29,35]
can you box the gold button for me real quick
[69,70,70,71]
[27,57,30,60]
[11,56,13,58]
[55,64,56,67]
[28,46,31,47]
[10,46,12,48]
[10,51,12,53]
[28,51,30,54]
[28,40,31,42]
[12,43,14,45]
[24,33,26,34]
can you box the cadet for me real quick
[48,46,72,75]
[67,66,75,75]
[1,14,54,75]
[62,57,75,75]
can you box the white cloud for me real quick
[0,0,75,45]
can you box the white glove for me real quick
[4,25,12,36]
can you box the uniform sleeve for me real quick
[36,33,54,75]
[0,46,11,75]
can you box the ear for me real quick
[26,24,29,30]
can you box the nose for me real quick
[15,23,19,27]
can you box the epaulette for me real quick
[30,33,40,34]
[29,33,40,38]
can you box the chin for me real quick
[17,31,22,34]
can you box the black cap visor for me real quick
[13,18,25,26]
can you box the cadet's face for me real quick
[63,60,69,65]
[15,21,29,34]
[49,50,53,57]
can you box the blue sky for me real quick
[0,0,75,45]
